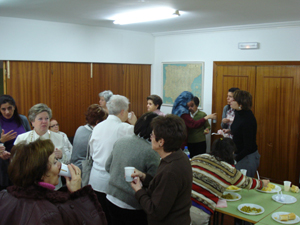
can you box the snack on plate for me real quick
[262,183,275,192]
[290,185,299,193]
[222,193,234,199]
[279,213,296,221]
[227,185,239,190]
[241,206,262,213]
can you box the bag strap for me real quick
[85,132,93,160]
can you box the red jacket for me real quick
[0,185,107,225]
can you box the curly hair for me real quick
[210,138,236,165]
[85,104,107,126]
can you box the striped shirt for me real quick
[191,154,263,214]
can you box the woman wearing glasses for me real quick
[49,118,73,161]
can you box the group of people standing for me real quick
[0,88,265,225]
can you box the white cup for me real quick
[124,167,135,182]
[59,163,71,177]
[128,112,132,119]
[284,181,291,191]
[240,169,247,176]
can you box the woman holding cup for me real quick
[14,103,71,189]
[105,112,160,225]
[0,139,107,225]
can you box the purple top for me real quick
[0,115,26,152]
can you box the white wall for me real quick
[152,26,300,115]
[0,17,154,64]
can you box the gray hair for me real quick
[28,103,52,122]
[107,95,129,115]
[99,90,113,102]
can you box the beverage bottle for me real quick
[183,146,190,159]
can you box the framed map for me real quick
[162,62,204,109]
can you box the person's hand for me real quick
[223,129,231,134]
[204,113,217,120]
[54,148,63,159]
[222,118,230,124]
[204,128,210,134]
[262,179,270,187]
[131,176,143,192]
[0,129,17,143]
[0,151,11,160]
[131,168,146,182]
[128,111,137,125]
[65,164,82,193]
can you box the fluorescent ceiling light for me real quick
[112,8,180,25]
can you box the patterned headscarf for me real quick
[171,91,194,117]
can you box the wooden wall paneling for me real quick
[255,66,300,185]
[6,61,52,118]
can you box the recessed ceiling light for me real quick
[112,8,181,25]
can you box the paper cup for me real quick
[128,112,132,119]
[59,163,71,177]
[240,169,247,176]
[284,181,291,191]
[0,143,4,146]
[124,167,135,182]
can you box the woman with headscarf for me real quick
[172,91,216,149]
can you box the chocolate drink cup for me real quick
[59,163,71,177]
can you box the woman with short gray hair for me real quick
[14,103,71,189]
[99,90,113,113]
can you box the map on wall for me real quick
[162,62,204,109]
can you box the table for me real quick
[214,184,300,224]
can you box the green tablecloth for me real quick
[215,184,300,224]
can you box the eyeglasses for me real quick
[50,124,59,128]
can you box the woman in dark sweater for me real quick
[224,90,260,177]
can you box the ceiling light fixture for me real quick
[113,8,180,25]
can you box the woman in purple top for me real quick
[0,95,31,190]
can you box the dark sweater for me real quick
[231,110,257,162]
[135,150,192,225]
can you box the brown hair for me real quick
[85,104,108,126]
[233,90,252,111]
[151,114,187,152]
[147,95,163,109]
[8,139,54,188]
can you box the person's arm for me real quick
[221,105,229,129]
[181,113,216,129]
[20,115,31,132]
[134,171,180,221]
[105,152,113,173]
[232,169,269,190]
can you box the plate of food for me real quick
[237,203,264,215]
[221,192,241,202]
[226,185,241,192]
[256,183,281,193]
[272,194,297,204]
[272,212,300,224]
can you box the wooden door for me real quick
[255,65,300,185]
[211,63,256,138]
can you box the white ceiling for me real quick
[1,0,300,35]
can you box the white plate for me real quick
[226,186,242,192]
[221,192,241,202]
[256,184,282,193]
[272,194,297,204]
[272,212,300,224]
[237,203,264,215]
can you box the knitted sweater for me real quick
[191,154,263,214]
[105,135,160,209]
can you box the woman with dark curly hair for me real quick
[71,104,107,171]
[190,138,269,225]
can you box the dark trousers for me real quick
[107,200,148,225]
[95,191,111,225]
[188,141,207,158]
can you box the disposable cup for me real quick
[128,112,132,119]
[240,169,247,176]
[59,163,71,177]
[124,167,135,182]
[284,181,291,191]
